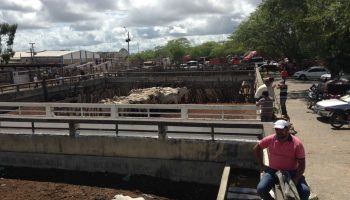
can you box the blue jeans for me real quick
[280,98,287,116]
[257,168,310,200]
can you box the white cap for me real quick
[274,120,289,129]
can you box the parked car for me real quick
[184,60,202,70]
[320,72,350,82]
[320,73,331,82]
[314,95,350,117]
[258,63,279,72]
[293,66,328,80]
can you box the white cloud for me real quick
[1,0,261,52]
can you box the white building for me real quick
[11,50,100,65]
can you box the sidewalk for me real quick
[282,79,350,200]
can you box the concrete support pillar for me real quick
[158,124,167,140]
[69,121,79,137]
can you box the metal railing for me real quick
[0,68,255,94]
[0,102,259,120]
[0,102,261,140]
[0,73,103,94]
[0,114,263,140]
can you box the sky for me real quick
[0,0,261,53]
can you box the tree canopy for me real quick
[230,0,350,73]
[0,23,17,64]
[130,0,350,74]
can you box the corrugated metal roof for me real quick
[13,50,79,58]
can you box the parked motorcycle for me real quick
[329,108,350,129]
[306,83,325,109]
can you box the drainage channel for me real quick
[218,167,261,200]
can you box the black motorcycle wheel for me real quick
[330,113,344,129]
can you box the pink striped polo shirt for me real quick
[259,134,305,171]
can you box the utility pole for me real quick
[29,43,35,64]
[124,27,131,70]
[124,27,131,55]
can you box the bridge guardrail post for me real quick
[110,106,117,118]
[31,122,35,134]
[69,121,79,137]
[181,108,188,119]
[211,126,215,140]
[158,124,167,140]
[45,105,53,117]
[16,85,20,92]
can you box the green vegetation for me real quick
[231,0,350,74]
[0,23,17,64]
[130,0,350,74]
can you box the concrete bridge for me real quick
[0,102,268,186]
[0,68,268,199]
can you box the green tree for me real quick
[305,0,350,74]
[187,41,219,58]
[165,38,190,65]
[230,0,309,62]
[0,23,17,64]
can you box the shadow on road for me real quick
[288,90,308,100]
[316,116,330,124]
[331,127,350,131]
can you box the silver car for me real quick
[293,66,328,80]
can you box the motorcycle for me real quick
[329,108,350,129]
[306,83,325,109]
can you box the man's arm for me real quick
[253,143,267,171]
[293,158,306,184]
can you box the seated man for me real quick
[253,120,310,200]
[256,91,274,122]
[255,77,275,101]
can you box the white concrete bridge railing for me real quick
[0,102,259,121]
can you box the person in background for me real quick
[256,91,274,122]
[281,67,288,84]
[255,77,275,101]
[253,120,310,200]
[33,74,39,88]
[277,81,288,117]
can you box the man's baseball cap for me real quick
[274,120,289,129]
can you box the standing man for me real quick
[33,74,39,88]
[277,81,288,118]
[253,120,310,200]
[281,67,288,84]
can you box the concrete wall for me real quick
[0,133,257,184]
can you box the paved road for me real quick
[282,79,350,200]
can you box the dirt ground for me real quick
[278,79,350,200]
[0,167,217,200]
